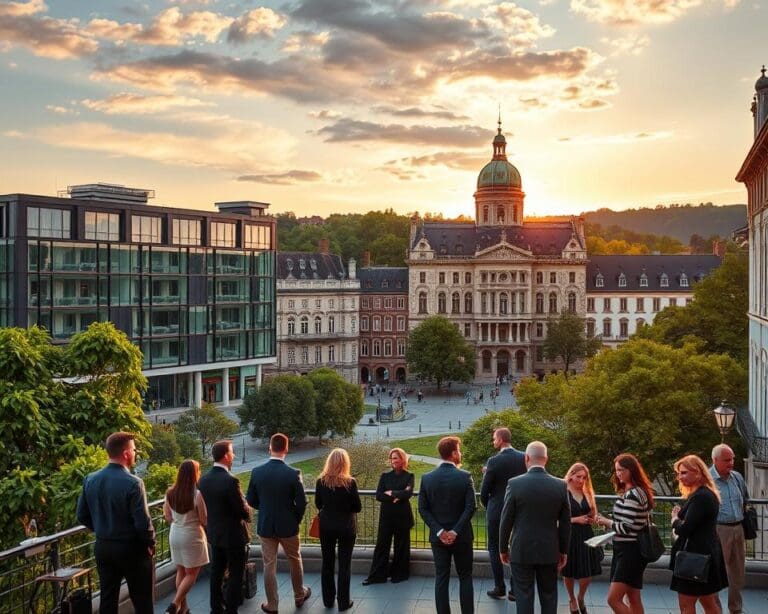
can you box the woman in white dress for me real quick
[164,459,209,614]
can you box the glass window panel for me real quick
[172,219,201,246]
[28,207,71,239]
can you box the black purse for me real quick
[743,505,758,541]
[637,511,665,562]
[673,540,710,583]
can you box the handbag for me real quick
[673,541,711,583]
[637,511,665,562]
[244,560,258,599]
[309,514,320,539]
[743,505,758,540]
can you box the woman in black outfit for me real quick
[363,447,415,585]
[669,454,728,614]
[315,448,362,611]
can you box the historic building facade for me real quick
[358,266,409,385]
[407,124,588,381]
[271,245,360,383]
[586,254,722,348]
[0,184,277,409]
[736,66,768,494]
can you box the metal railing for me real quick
[1,493,765,614]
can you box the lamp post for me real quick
[242,433,247,465]
[713,400,736,443]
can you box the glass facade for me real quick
[0,239,11,326]
[27,207,71,238]
[85,211,120,241]
[172,219,201,245]
[132,215,162,243]
[211,222,236,247]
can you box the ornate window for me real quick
[373,316,381,331]
[453,272,460,284]
[451,292,460,313]
[439,272,446,284]
[499,293,508,315]
[328,315,335,333]
[384,316,392,331]
[618,273,627,287]
[314,316,322,334]
[418,292,428,314]
[595,273,604,288]
[373,340,381,356]
[300,316,309,334]
[437,292,447,313]
[397,340,406,355]
[535,292,544,314]
[361,340,369,356]
[328,346,335,362]
[397,316,405,331]
[640,273,648,287]
[361,316,369,331]
[550,272,557,284]
[497,205,505,223]
[548,292,558,313]
[680,273,689,287]
[287,347,296,365]
[464,292,473,313]
[660,273,669,287]
[568,292,577,312]
[636,297,645,312]
[315,346,322,363]
[287,318,295,336]
[619,318,629,338]
[602,319,612,337]
[384,340,392,356]
[536,272,543,284]
[465,272,471,284]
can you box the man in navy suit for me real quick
[246,433,311,613]
[418,436,477,614]
[499,441,570,614]
[198,440,251,614]
[480,427,526,600]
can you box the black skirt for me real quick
[610,541,648,589]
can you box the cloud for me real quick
[450,46,600,81]
[483,2,555,47]
[84,18,143,43]
[557,130,673,145]
[316,119,493,147]
[308,109,342,119]
[602,33,650,56]
[0,0,46,17]
[570,0,734,26]
[136,7,233,45]
[281,30,330,53]
[81,93,214,115]
[372,105,470,121]
[385,151,489,171]
[236,170,322,185]
[46,104,78,115]
[227,8,286,43]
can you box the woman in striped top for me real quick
[596,453,654,614]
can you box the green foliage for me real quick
[148,424,183,466]
[49,444,108,530]
[238,375,317,441]
[336,440,391,489]
[515,339,747,492]
[306,368,364,440]
[176,430,202,460]
[176,403,239,459]
[387,434,450,457]
[406,316,475,389]
[144,463,178,501]
[585,223,685,255]
[542,311,602,374]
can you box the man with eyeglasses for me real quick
[77,431,155,613]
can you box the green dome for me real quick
[477,159,521,189]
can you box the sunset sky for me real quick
[0,0,763,218]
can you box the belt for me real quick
[717,521,742,526]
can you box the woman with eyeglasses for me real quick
[363,447,415,585]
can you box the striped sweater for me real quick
[611,487,650,542]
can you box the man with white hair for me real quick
[499,441,570,614]
[710,443,750,614]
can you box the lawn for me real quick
[387,433,449,458]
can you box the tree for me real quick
[515,339,747,492]
[147,424,182,466]
[306,368,364,440]
[144,463,178,500]
[406,316,475,389]
[175,403,239,459]
[238,375,317,441]
[542,311,602,375]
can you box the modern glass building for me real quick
[0,184,276,410]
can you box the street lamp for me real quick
[713,400,736,442]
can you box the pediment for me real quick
[475,241,532,260]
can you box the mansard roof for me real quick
[277,251,346,280]
[412,221,582,257]
[587,254,722,292]
[358,267,409,293]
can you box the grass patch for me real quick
[387,433,449,458]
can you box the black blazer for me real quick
[198,466,251,549]
[418,463,476,544]
[480,447,526,520]
[499,467,571,565]
[315,478,362,535]
[671,487,721,557]
[375,470,415,528]
[246,458,307,538]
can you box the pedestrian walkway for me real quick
[155,570,768,613]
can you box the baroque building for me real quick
[271,242,360,383]
[407,123,588,381]
[736,65,768,494]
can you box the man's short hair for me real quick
[211,440,233,462]
[525,441,548,460]
[270,432,289,453]
[711,443,733,461]
[494,427,512,444]
[437,436,461,460]
[105,432,135,458]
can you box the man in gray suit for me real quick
[418,436,477,614]
[499,441,570,614]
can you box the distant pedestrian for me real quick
[417,390,423,403]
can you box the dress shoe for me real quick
[295,586,312,608]
[486,587,506,599]
[260,604,278,614]
[390,577,408,584]
[508,591,516,601]
[362,578,385,586]
[165,604,177,614]
[579,602,588,614]
[338,601,354,612]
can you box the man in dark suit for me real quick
[246,433,311,613]
[198,440,251,614]
[480,427,526,600]
[418,436,476,614]
[77,431,155,614]
[499,441,570,614]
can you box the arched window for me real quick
[361,316,369,331]
[568,292,577,312]
[373,316,381,331]
[636,317,646,330]
[535,292,544,314]
[438,292,447,313]
[639,273,648,287]
[618,273,627,287]
[361,340,369,356]
[314,316,322,333]
[384,316,392,331]
[483,205,489,223]
[619,318,629,338]
[464,292,473,313]
[418,292,427,314]
[328,315,335,332]
[602,318,612,337]
[384,340,392,355]
[548,292,558,313]
[680,273,689,287]
[497,205,505,223]
[451,292,460,313]
[373,340,381,356]
[660,273,669,287]
[287,317,295,335]
[300,316,308,334]
[595,273,604,288]
[499,293,508,315]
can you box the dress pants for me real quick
[320,529,356,608]
[94,539,154,614]
[367,520,411,581]
[431,540,474,614]
[260,535,305,610]
[510,562,558,614]
[209,543,247,614]
[486,511,512,592]
[717,523,746,613]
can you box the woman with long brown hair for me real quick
[163,459,209,614]
[315,448,362,611]
[596,453,654,614]
[669,455,728,613]
[562,462,602,614]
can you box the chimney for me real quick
[318,238,330,254]
[362,250,371,268]
[348,257,357,280]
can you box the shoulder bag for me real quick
[309,514,321,539]
[743,505,758,540]
[637,510,665,562]
[673,539,710,583]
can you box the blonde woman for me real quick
[670,455,728,613]
[315,448,362,611]
[562,463,602,614]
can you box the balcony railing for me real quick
[2,493,765,613]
